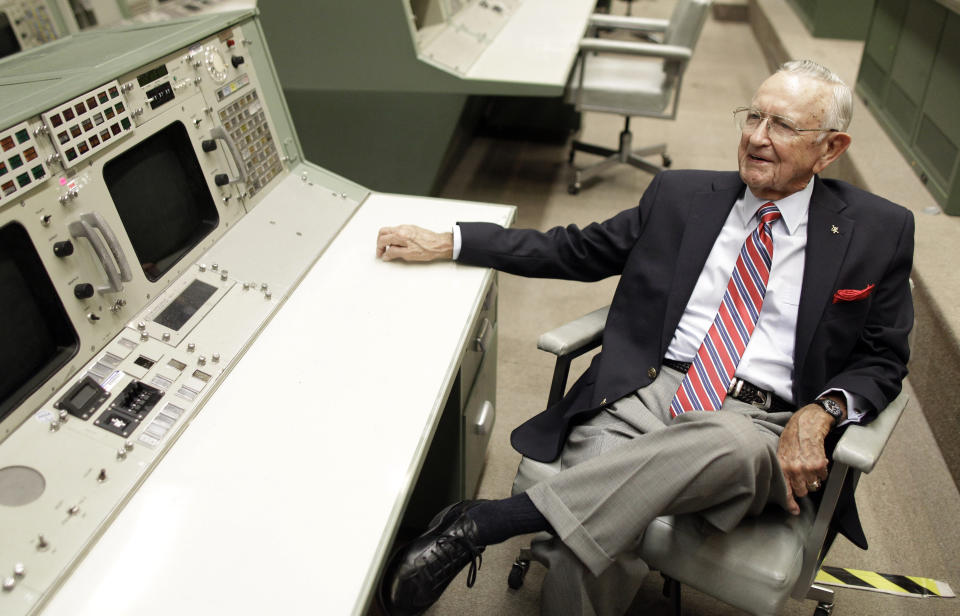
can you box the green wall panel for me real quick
[864,0,908,72]
[923,13,960,145]
[858,0,960,214]
[888,0,944,108]
[284,89,469,196]
[787,0,876,40]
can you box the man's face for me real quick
[737,72,840,201]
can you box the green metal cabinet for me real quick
[857,0,960,215]
[786,0,876,40]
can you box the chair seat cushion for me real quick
[513,457,816,615]
[566,56,670,116]
[641,504,816,615]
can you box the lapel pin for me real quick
[830,225,839,235]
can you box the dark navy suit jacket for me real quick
[457,169,915,547]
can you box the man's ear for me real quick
[813,132,852,174]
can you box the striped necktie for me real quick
[670,202,781,417]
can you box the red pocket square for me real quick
[833,284,875,304]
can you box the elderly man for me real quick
[376,60,914,616]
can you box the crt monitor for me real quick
[0,222,79,424]
[0,11,21,59]
[103,120,219,282]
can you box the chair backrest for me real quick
[663,0,713,50]
[657,0,711,111]
[664,0,712,51]
[569,0,712,118]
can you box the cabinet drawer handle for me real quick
[473,401,495,436]
[474,318,493,353]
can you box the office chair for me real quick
[507,304,910,615]
[565,0,712,194]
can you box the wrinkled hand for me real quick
[777,403,836,515]
[377,225,454,262]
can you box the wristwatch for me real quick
[814,398,844,425]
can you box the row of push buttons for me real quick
[0,121,47,205]
[42,81,133,168]
[218,90,280,198]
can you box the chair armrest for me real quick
[537,306,610,357]
[587,14,669,33]
[577,38,692,61]
[832,391,909,473]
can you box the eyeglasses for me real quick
[733,107,838,141]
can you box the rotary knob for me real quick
[53,240,74,257]
[73,283,95,300]
[231,55,245,68]
[202,139,217,152]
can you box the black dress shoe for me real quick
[380,500,487,615]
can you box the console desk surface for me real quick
[39,193,515,615]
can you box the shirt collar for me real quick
[737,179,813,235]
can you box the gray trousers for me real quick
[512,367,794,616]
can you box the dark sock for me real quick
[465,493,553,546]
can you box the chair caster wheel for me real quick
[662,154,673,168]
[813,602,834,616]
[508,559,530,589]
[568,183,581,195]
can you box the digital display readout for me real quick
[146,82,174,109]
[54,375,108,420]
[137,64,169,87]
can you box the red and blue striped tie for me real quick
[670,202,781,417]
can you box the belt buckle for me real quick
[727,377,744,399]
[754,389,772,411]
[728,377,772,411]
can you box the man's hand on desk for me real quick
[377,225,454,262]
[776,398,843,515]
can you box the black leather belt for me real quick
[662,359,795,413]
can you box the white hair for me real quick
[778,59,852,134]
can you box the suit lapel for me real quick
[660,176,744,354]
[794,177,854,390]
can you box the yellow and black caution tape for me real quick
[816,566,955,599]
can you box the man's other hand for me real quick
[377,225,454,262]
[776,403,836,515]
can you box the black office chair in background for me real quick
[508,303,910,615]
[565,0,712,194]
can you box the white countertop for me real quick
[40,192,515,616]
[466,0,595,89]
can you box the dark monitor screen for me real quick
[103,121,219,282]
[0,222,78,424]
[0,12,22,60]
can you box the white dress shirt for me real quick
[665,183,811,401]
[453,181,864,420]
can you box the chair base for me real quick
[567,124,671,194]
